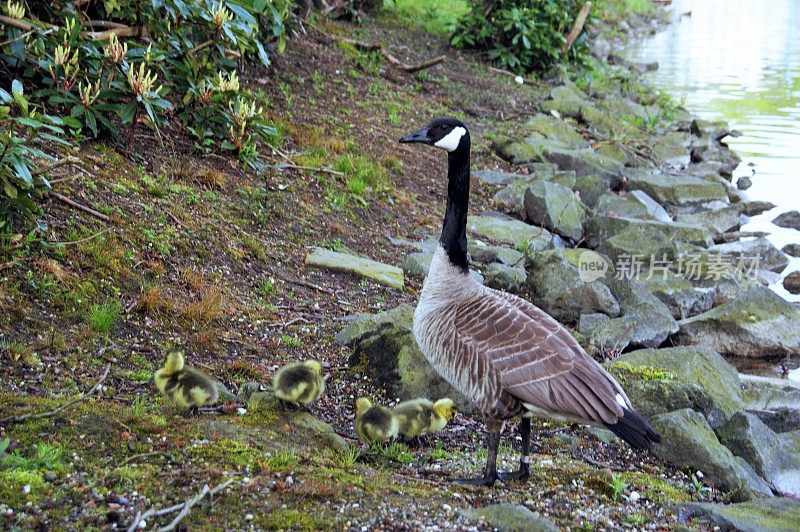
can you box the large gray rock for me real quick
[594,191,671,222]
[543,147,622,179]
[574,173,612,208]
[605,277,679,348]
[467,214,552,250]
[469,239,524,267]
[676,287,800,358]
[646,131,691,163]
[541,83,592,118]
[493,173,576,216]
[607,346,744,427]
[525,113,586,148]
[336,305,472,411]
[741,200,777,217]
[676,205,743,236]
[718,412,800,496]
[783,271,800,295]
[459,503,558,532]
[523,181,586,241]
[305,247,404,289]
[741,374,800,433]
[597,223,676,265]
[483,262,527,294]
[707,237,789,273]
[781,243,800,258]
[649,409,773,501]
[639,273,715,319]
[678,498,800,532]
[402,252,432,280]
[622,168,728,206]
[526,249,620,322]
[474,169,533,186]
[587,216,712,248]
[578,313,634,353]
[772,210,800,230]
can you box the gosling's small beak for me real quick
[399,126,430,144]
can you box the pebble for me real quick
[44,472,57,481]
[245,514,254,521]
[629,491,641,502]
[237,407,247,416]
[284,476,294,486]
[22,485,31,494]
[442,504,451,512]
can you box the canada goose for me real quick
[272,360,325,410]
[354,397,399,445]
[400,118,660,486]
[154,350,219,413]
[393,398,455,439]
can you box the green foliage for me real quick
[266,447,297,471]
[335,445,362,468]
[452,0,590,73]
[280,334,302,348]
[86,300,121,333]
[1,0,292,168]
[1,80,70,216]
[0,439,66,472]
[609,473,628,502]
[385,0,469,35]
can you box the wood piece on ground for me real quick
[49,192,111,222]
[277,274,334,295]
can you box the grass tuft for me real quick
[87,301,121,333]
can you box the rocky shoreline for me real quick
[315,11,800,529]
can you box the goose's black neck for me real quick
[440,138,471,273]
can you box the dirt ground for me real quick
[0,11,716,530]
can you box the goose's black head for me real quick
[399,117,470,153]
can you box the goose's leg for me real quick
[498,417,531,482]
[453,420,501,486]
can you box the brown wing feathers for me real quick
[455,289,660,448]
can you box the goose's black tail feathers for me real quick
[605,408,661,450]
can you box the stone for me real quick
[246,391,348,452]
[741,200,777,217]
[578,313,634,352]
[594,192,671,222]
[675,205,742,236]
[525,113,586,148]
[781,243,800,258]
[459,503,558,532]
[783,271,800,295]
[543,148,622,179]
[494,139,546,165]
[604,277,679,348]
[772,210,800,230]
[646,131,690,163]
[586,216,712,248]
[468,239,524,267]
[237,381,264,403]
[467,214,552,250]
[336,305,472,412]
[402,252,432,280]
[649,409,773,501]
[595,141,629,165]
[676,287,800,358]
[493,173,577,216]
[607,346,744,427]
[737,175,752,190]
[581,105,641,139]
[741,374,800,421]
[526,249,620,322]
[542,84,592,118]
[523,181,586,241]
[483,263,526,293]
[690,119,737,141]
[598,224,676,265]
[678,498,800,532]
[305,247,404,289]
[574,173,612,208]
[622,168,728,206]
[707,238,789,273]
[473,169,528,186]
[718,412,800,496]
[639,273,715,319]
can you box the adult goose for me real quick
[399,118,660,486]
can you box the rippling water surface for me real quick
[625,0,800,301]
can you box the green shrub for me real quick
[1,0,293,167]
[451,0,590,73]
[1,80,70,216]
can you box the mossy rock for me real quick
[0,470,48,507]
[603,277,679,348]
[523,180,586,241]
[639,273,714,319]
[525,113,586,148]
[608,346,743,427]
[542,83,592,118]
[495,140,546,165]
[678,498,800,532]
[597,223,676,265]
[467,214,552,250]
[649,409,772,501]
[542,147,622,179]
[676,287,800,358]
[337,305,473,412]
[459,503,558,532]
[622,167,727,206]
[587,215,712,248]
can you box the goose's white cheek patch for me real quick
[434,127,466,152]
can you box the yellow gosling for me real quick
[153,351,219,411]
[272,360,325,408]
[355,397,399,445]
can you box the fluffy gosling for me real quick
[393,398,456,439]
[272,360,325,410]
[355,397,399,445]
[153,351,219,413]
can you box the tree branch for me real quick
[564,2,593,53]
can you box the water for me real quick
[624,0,800,302]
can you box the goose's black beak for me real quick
[399,126,431,144]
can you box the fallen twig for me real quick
[166,210,189,230]
[0,364,111,425]
[187,38,215,56]
[277,274,334,295]
[32,156,81,177]
[49,192,111,222]
[565,2,593,53]
[126,478,235,532]
[276,163,344,177]
[119,451,172,467]
[580,454,628,472]
[49,228,111,246]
